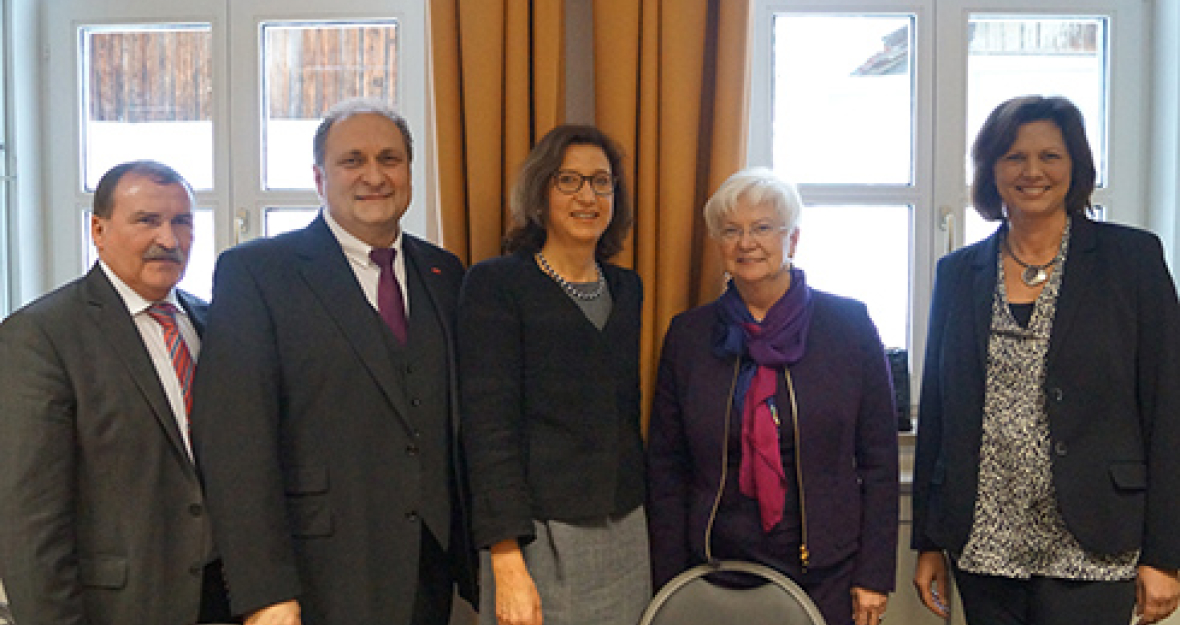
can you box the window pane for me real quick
[262,21,400,190]
[85,208,214,301]
[964,209,1002,247]
[966,16,1108,184]
[265,207,319,236]
[793,205,911,349]
[82,24,214,191]
[773,15,914,185]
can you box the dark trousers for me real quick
[412,527,456,625]
[198,560,236,623]
[951,565,1136,625]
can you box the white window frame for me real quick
[39,0,428,293]
[749,0,1148,403]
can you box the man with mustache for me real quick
[0,160,232,625]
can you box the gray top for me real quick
[568,281,613,330]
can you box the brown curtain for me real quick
[593,0,753,427]
[430,0,566,265]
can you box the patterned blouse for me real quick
[957,223,1138,581]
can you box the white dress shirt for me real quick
[99,261,200,458]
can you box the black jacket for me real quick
[912,217,1180,570]
[458,250,645,549]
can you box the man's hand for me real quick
[245,599,301,625]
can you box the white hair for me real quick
[703,167,803,237]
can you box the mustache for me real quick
[143,245,186,264]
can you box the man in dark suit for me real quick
[0,160,232,625]
[191,99,476,625]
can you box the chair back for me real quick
[639,560,827,625]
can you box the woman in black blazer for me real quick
[912,95,1180,625]
[458,125,649,625]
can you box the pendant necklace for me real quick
[1003,236,1061,288]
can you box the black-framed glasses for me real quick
[553,170,616,196]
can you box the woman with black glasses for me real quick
[459,124,649,625]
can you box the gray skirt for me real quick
[478,507,652,625]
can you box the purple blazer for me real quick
[647,289,899,592]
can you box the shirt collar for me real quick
[97,260,182,316]
[322,208,404,266]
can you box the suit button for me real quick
[405,511,419,522]
[411,398,422,407]
[188,503,203,517]
[1049,387,1064,402]
[406,444,420,455]
[1055,441,1068,456]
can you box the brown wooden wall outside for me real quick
[88,24,399,123]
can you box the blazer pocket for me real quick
[1109,462,1147,490]
[79,555,128,589]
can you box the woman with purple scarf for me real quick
[646,167,899,625]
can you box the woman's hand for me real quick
[913,550,951,619]
[851,586,888,625]
[1136,565,1180,624]
[490,539,543,625]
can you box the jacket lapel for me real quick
[1046,217,1098,366]
[82,266,193,466]
[969,232,1001,375]
[294,217,417,435]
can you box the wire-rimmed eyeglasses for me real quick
[553,170,616,196]
[717,223,789,244]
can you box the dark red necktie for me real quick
[369,247,408,343]
[146,302,195,417]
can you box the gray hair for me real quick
[703,167,803,237]
[312,97,413,166]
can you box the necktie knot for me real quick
[370,247,396,268]
[147,302,180,327]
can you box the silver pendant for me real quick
[1021,266,1048,287]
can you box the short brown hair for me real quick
[93,160,193,219]
[504,125,633,260]
[971,95,1096,221]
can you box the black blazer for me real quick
[191,215,476,624]
[0,266,211,625]
[912,217,1180,570]
[457,250,646,549]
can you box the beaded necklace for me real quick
[535,251,606,300]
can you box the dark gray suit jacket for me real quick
[0,265,212,625]
[191,215,476,625]
[912,217,1180,570]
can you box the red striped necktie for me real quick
[147,302,195,417]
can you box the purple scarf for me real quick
[713,269,814,532]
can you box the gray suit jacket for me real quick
[0,265,213,625]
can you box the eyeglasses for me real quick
[553,170,616,196]
[717,223,789,243]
